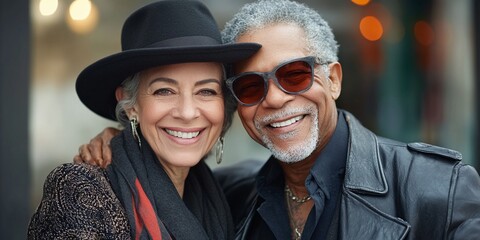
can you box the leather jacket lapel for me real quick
[340,112,410,239]
[339,191,410,240]
[343,113,388,194]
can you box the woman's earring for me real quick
[215,137,224,164]
[130,116,141,147]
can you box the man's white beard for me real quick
[258,106,319,163]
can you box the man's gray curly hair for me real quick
[222,0,339,64]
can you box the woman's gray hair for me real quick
[115,72,141,128]
[115,67,236,137]
[222,0,339,66]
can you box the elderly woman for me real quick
[27,1,260,239]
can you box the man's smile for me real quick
[269,115,304,128]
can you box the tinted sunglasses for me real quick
[226,56,320,106]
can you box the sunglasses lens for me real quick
[276,60,313,92]
[232,74,265,105]
[230,57,315,106]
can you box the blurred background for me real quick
[1,0,478,238]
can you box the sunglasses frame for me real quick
[226,56,318,106]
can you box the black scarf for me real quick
[107,127,234,239]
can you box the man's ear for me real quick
[328,62,342,100]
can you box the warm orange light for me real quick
[359,16,384,41]
[352,0,371,6]
[414,21,434,46]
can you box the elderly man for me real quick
[77,0,480,239]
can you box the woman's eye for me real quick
[153,88,174,96]
[198,89,218,96]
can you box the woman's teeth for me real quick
[165,129,200,139]
[270,115,303,128]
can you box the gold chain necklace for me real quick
[285,184,312,203]
[284,185,312,240]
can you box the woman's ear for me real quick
[115,86,125,102]
[115,87,137,118]
[328,62,342,100]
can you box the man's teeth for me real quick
[165,129,200,139]
[270,116,303,128]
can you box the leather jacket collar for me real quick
[343,112,388,194]
[339,111,410,239]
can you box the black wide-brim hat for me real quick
[76,0,261,121]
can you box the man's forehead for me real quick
[233,24,309,73]
[233,53,310,74]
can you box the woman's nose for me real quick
[172,95,200,120]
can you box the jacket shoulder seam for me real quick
[407,142,462,161]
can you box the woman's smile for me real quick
[163,127,204,145]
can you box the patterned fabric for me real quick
[28,163,131,239]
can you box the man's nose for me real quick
[261,79,295,108]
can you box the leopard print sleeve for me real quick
[28,163,131,239]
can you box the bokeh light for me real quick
[66,0,98,34]
[39,0,58,16]
[360,16,384,41]
[69,0,91,21]
[352,0,371,6]
[414,21,435,46]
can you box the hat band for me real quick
[143,36,221,49]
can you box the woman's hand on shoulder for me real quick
[73,127,121,168]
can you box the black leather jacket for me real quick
[215,111,480,240]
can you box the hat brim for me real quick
[76,42,261,121]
